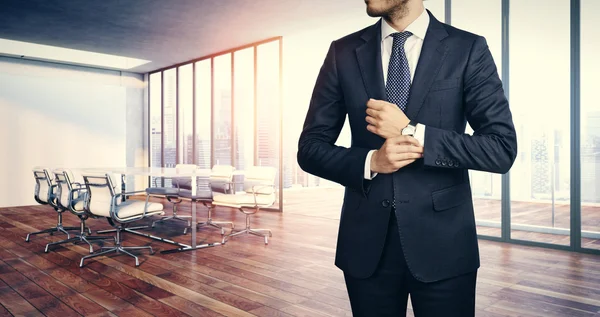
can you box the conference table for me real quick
[76,167,244,254]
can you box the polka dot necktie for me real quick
[385,31,413,112]
[386,31,412,211]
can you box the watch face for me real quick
[402,126,416,135]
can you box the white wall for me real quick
[0,56,146,207]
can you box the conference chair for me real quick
[213,166,275,244]
[26,167,79,242]
[44,169,114,253]
[178,165,236,235]
[147,164,196,234]
[79,172,164,267]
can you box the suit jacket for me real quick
[297,11,517,282]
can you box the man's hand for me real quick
[366,99,410,139]
[370,135,423,174]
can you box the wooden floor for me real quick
[0,192,599,316]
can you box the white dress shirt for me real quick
[364,8,430,179]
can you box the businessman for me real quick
[297,0,517,316]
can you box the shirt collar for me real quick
[381,8,430,42]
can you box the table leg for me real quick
[121,173,126,202]
[191,175,196,248]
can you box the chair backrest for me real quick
[210,165,235,194]
[53,169,82,213]
[172,164,198,190]
[33,167,54,205]
[81,172,116,218]
[243,166,276,195]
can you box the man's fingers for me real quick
[365,108,380,119]
[390,135,421,146]
[386,143,424,154]
[366,99,384,110]
[393,159,417,169]
[387,152,422,161]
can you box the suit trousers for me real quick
[343,209,477,317]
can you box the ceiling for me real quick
[0,0,372,73]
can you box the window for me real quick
[257,41,281,190]
[195,59,212,191]
[424,0,445,23]
[452,0,503,237]
[148,38,282,208]
[163,68,177,170]
[149,72,162,187]
[213,54,232,166]
[178,64,193,164]
[509,0,570,245]
[234,48,255,172]
[581,0,600,250]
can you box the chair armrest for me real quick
[68,188,88,213]
[48,184,58,198]
[111,190,153,221]
[251,184,275,193]
[249,184,275,206]
[115,190,147,200]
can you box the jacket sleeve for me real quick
[297,41,371,195]
[423,36,518,174]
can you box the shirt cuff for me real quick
[364,150,378,180]
[414,123,426,146]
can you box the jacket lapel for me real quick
[405,11,449,119]
[355,20,386,101]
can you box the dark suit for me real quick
[297,10,517,317]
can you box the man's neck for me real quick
[384,2,425,32]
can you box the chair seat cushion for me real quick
[212,193,275,207]
[73,200,85,211]
[178,189,212,200]
[146,187,179,196]
[117,201,164,219]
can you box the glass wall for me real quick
[509,0,571,245]
[148,38,282,209]
[147,1,600,251]
[195,59,212,192]
[452,0,503,238]
[233,48,255,172]
[257,41,281,190]
[424,0,446,22]
[581,0,600,250]
[213,53,232,166]
[178,64,193,165]
[195,60,212,171]
[149,72,162,187]
[163,69,177,171]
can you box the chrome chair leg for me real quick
[249,229,273,244]
[26,227,58,242]
[222,210,271,244]
[97,225,148,234]
[196,206,234,235]
[25,212,80,242]
[80,247,118,267]
[45,237,79,253]
[152,204,192,234]
[45,220,115,253]
[80,228,153,267]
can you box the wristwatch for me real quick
[401,119,417,136]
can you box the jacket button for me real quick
[455,161,460,167]
[435,159,441,165]
[441,160,447,166]
[381,199,390,208]
[448,161,454,167]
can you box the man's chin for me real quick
[366,7,384,17]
